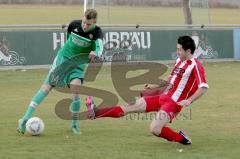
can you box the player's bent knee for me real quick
[70,79,82,94]
[158,110,170,122]
[135,97,146,106]
[70,78,82,86]
[149,124,162,136]
[149,110,170,136]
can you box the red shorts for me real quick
[144,94,182,122]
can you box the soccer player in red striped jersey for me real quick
[86,36,209,145]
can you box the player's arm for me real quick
[144,84,160,89]
[93,27,104,57]
[89,28,104,62]
[93,38,103,57]
[144,80,168,90]
[178,87,208,107]
[178,62,209,107]
[145,59,177,90]
[189,87,208,103]
[89,39,103,62]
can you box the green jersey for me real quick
[59,20,103,59]
[59,32,93,58]
[44,20,103,87]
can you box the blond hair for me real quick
[85,9,98,20]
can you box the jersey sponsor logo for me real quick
[72,37,91,47]
[172,67,185,78]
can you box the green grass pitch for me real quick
[0,4,240,159]
[0,61,240,159]
[0,5,240,25]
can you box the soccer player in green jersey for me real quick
[18,9,103,134]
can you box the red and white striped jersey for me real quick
[164,57,209,102]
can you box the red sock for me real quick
[159,127,184,142]
[95,106,124,118]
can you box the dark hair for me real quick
[85,9,97,20]
[177,36,196,54]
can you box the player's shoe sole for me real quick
[179,130,192,145]
[85,96,96,120]
[17,118,28,134]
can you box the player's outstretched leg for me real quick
[85,97,147,119]
[17,84,51,134]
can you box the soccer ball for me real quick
[26,117,45,135]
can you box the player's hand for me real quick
[144,84,159,90]
[89,51,96,63]
[177,100,192,107]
